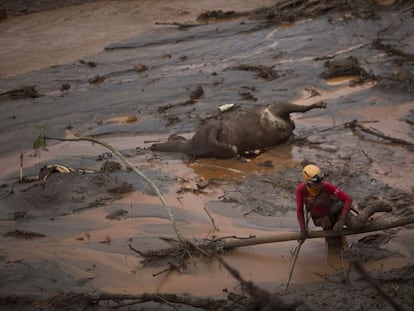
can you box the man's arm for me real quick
[325,182,352,232]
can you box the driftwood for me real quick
[215,256,305,311]
[157,85,204,113]
[346,120,414,146]
[155,22,207,29]
[0,85,40,99]
[94,293,227,310]
[227,64,281,80]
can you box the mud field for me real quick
[0,1,414,310]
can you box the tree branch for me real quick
[346,120,414,146]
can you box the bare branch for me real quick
[346,120,414,146]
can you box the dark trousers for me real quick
[310,201,344,248]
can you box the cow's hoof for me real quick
[168,134,186,141]
[231,145,238,154]
[315,101,327,108]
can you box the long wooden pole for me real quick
[211,214,414,250]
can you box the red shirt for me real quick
[296,181,352,232]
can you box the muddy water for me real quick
[1,131,412,298]
[0,1,413,305]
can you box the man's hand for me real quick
[332,218,345,233]
[299,230,307,243]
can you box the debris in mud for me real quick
[177,185,210,194]
[129,239,199,272]
[60,83,71,91]
[105,209,128,220]
[2,262,412,311]
[375,69,414,95]
[133,63,147,72]
[79,59,97,68]
[96,152,113,161]
[216,256,305,311]
[157,85,204,113]
[1,0,105,17]
[218,103,236,113]
[304,87,321,98]
[258,160,273,168]
[345,119,414,146]
[344,231,403,262]
[189,85,204,101]
[0,85,40,99]
[164,114,181,126]
[155,21,207,29]
[238,91,258,101]
[12,211,28,221]
[197,10,247,22]
[125,114,138,123]
[1,171,135,217]
[3,229,46,239]
[88,75,105,84]
[100,160,122,172]
[321,56,375,84]
[372,38,414,61]
[0,292,230,311]
[370,38,414,94]
[99,236,111,245]
[250,0,393,24]
[38,164,75,181]
[228,64,281,80]
[401,109,414,126]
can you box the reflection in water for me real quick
[189,144,297,180]
[325,75,361,85]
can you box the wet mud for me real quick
[0,0,414,310]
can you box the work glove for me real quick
[332,218,345,233]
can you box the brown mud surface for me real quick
[0,0,414,310]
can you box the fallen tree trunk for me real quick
[211,214,414,250]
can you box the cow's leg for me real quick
[206,125,238,155]
[277,101,327,116]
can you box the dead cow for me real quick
[151,101,327,158]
